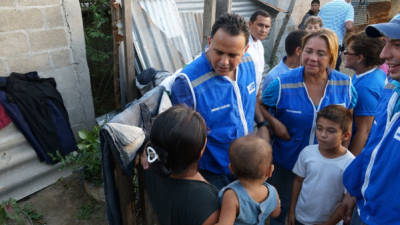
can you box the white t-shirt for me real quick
[292,144,355,225]
[247,35,265,94]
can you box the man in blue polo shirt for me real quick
[170,13,257,189]
[342,14,400,225]
[262,30,307,90]
[319,0,354,70]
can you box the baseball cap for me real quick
[365,14,400,39]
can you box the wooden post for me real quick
[216,0,232,17]
[269,0,295,66]
[122,0,137,102]
[110,0,122,109]
[113,154,137,225]
[202,0,216,49]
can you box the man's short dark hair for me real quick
[346,31,385,67]
[211,13,250,45]
[249,10,271,23]
[285,30,308,56]
[317,105,352,133]
[311,0,320,4]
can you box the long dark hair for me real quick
[148,105,207,176]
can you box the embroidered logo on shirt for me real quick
[286,109,302,114]
[394,127,400,142]
[247,82,255,94]
[211,104,231,112]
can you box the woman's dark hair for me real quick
[148,105,207,176]
[345,31,385,67]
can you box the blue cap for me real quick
[366,14,400,39]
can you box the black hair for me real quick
[211,13,250,45]
[249,10,271,23]
[285,30,308,56]
[148,105,207,176]
[311,0,320,4]
[317,105,352,133]
[229,135,272,180]
[345,31,385,67]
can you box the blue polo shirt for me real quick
[262,56,293,91]
[352,67,386,116]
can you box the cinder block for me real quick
[0,0,15,7]
[51,49,71,68]
[0,60,8,77]
[0,9,43,32]
[29,29,68,51]
[0,32,29,57]
[45,6,64,28]
[39,66,77,90]
[8,53,50,73]
[19,0,59,7]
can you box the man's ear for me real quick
[244,44,250,53]
[208,36,211,47]
[358,54,365,64]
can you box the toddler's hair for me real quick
[229,135,272,180]
[304,16,323,28]
[317,105,352,133]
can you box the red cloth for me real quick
[0,103,11,130]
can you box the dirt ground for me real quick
[19,173,108,225]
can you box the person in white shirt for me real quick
[247,10,271,93]
[289,105,355,225]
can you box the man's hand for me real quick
[288,210,296,225]
[256,125,270,142]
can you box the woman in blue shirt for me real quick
[261,29,357,225]
[344,31,386,156]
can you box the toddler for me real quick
[216,135,280,225]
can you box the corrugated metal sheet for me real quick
[124,0,282,84]
[0,123,71,201]
[131,0,193,72]
[175,0,279,59]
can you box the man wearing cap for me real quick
[341,14,400,225]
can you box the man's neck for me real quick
[251,34,258,42]
[284,55,300,69]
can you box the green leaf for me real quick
[78,130,89,140]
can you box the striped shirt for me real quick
[319,0,354,45]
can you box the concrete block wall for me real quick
[0,0,95,132]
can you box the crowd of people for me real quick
[138,1,400,224]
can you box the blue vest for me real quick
[343,84,400,224]
[219,180,277,225]
[274,67,352,170]
[181,52,257,174]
